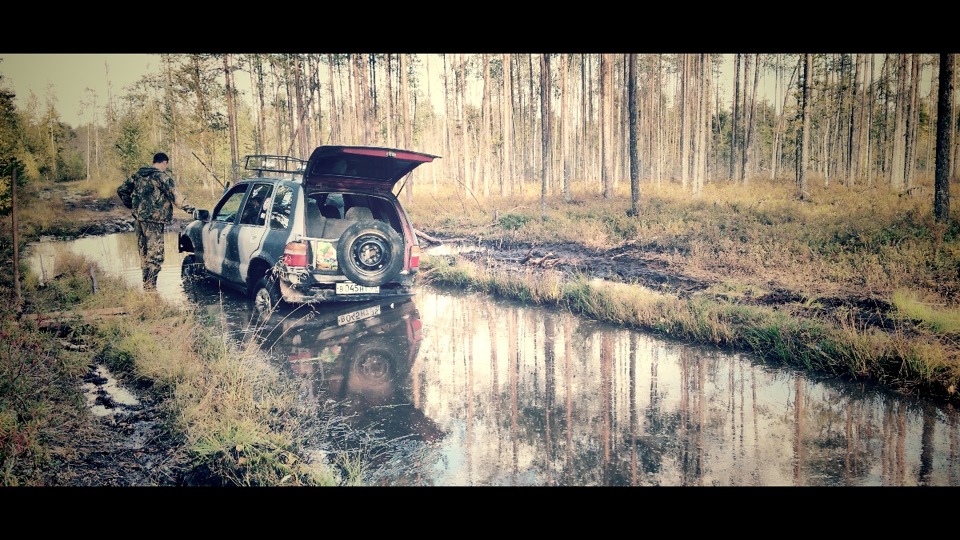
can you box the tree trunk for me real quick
[904,53,921,191]
[252,54,266,153]
[628,53,640,214]
[692,55,703,194]
[879,55,892,182]
[283,56,296,155]
[581,54,589,191]
[730,53,741,180]
[890,54,908,190]
[328,54,339,143]
[361,54,374,145]
[382,54,392,147]
[847,54,861,182]
[696,53,710,194]
[540,54,551,220]
[442,54,452,191]
[502,53,513,197]
[655,54,663,187]
[400,54,413,201]
[934,53,954,223]
[293,55,309,158]
[772,56,800,181]
[351,54,363,143]
[482,54,492,197]
[798,54,812,200]
[561,53,571,202]
[223,54,239,182]
[866,54,876,186]
[459,54,470,192]
[401,54,412,150]
[741,53,760,184]
[680,54,690,188]
[601,54,614,198]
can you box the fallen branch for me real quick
[414,228,444,245]
[20,308,128,330]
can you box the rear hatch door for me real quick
[303,145,440,193]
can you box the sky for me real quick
[1,54,159,126]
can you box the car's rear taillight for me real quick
[283,242,308,267]
[409,245,420,270]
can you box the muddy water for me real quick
[26,232,960,486]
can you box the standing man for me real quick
[117,152,195,290]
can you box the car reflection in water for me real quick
[252,296,444,477]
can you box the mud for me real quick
[424,232,910,337]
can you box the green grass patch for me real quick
[892,288,960,336]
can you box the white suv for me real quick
[178,145,439,314]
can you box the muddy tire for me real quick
[253,274,281,318]
[337,220,404,288]
[181,254,206,283]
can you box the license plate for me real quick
[338,305,381,325]
[336,282,380,295]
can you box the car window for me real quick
[212,185,249,223]
[270,185,293,230]
[239,183,274,226]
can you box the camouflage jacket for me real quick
[117,166,192,224]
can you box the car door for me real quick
[236,182,275,284]
[202,183,249,280]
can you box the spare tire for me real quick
[337,220,404,287]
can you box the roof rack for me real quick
[244,154,307,177]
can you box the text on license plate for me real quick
[336,282,380,295]
[338,305,381,325]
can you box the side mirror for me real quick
[194,209,210,222]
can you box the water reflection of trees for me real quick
[415,288,960,486]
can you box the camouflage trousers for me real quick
[134,220,166,290]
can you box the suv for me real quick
[178,145,439,314]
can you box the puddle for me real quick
[81,364,141,417]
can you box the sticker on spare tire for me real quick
[336,282,380,294]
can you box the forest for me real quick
[0,53,955,220]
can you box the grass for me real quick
[892,288,960,336]
[410,176,960,404]
[0,251,345,486]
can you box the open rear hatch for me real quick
[303,145,440,193]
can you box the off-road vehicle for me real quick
[178,145,439,315]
